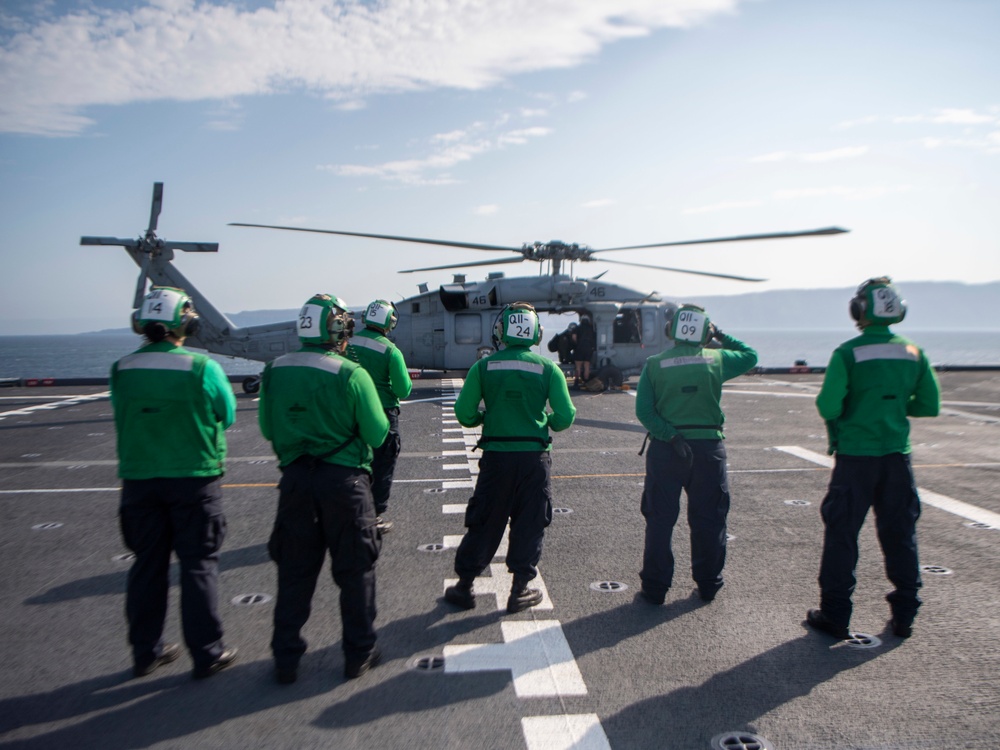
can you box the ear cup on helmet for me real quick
[851,277,905,326]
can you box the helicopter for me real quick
[82,183,848,392]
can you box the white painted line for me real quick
[0,391,111,418]
[443,504,466,514]
[775,446,1000,527]
[445,620,587,697]
[726,390,815,399]
[444,564,553,612]
[775,445,834,468]
[442,428,464,433]
[444,531,507,558]
[442,480,475,489]
[522,715,611,750]
[0,488,120,494]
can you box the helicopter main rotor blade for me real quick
[399,256,526,274]
[229,223,523,254]
[596,257,766,282]
[165,242,219,253]
[595,226,848,252]
[80,236,141,248]
[148,182,163,234]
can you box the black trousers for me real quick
[818,453,922,628]
[268,460,381,669]
[639,438,730,596]
[119,476,226,670]
[454,451,553,582]
[370,407,401,515]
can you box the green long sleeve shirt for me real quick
[110,340,236,479]
[816,326,940,456]
[454,345,576,451]
[635,332,758,442]
[258,346,390,471]
[347,328,412,409]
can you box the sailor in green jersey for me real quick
[807,278,940,640]
[347,299,412,533]
[444,303,576,614]
[634,304,758,605]
[111,287,238,680]
[259,293,389,683]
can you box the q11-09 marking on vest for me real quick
[0,370,998,748]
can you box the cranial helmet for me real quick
[665,303,711,346]
[850,277,906,327]
[133,286,200,339]
[297,293,354,345]
[362,299,398,333]
[492,302,542,350]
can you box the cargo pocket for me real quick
[463,493,490,529]
[331,515,381,575]
[267,474,297,564]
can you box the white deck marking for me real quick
[776,445,1000,527]
[0,391,110,420]
[442,479,475,489]
[444,532,507,557]
[521,715,612,750]
[444,564,553,612]
[443,504,466,514]
[445,620,587,697]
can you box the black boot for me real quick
[506,578,543,613]
[445,577,476,609]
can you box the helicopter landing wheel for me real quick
[242,375,261,394]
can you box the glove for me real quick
[710,324,724,341]
[669,434,694,470]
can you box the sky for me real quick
[1,0,998,334]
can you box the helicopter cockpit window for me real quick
[613,309,642,344]
[642,309,658,342]
[454,313,482,345]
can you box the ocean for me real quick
[1,330,999,380]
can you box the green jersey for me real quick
[454,346,576,451]
[816,326,940,456]
[110,341,236,480]
[258,345,390,471]
[347,328,412,409]
[635,333,758,442]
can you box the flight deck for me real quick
[0,371,998,749]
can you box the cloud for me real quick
[773,185,912,201]
[474,204,499,215]
[0,0,741,136]
[682,199,761,214]
[840,108,1000,129]
[317,115,551,185]
[749,147,867,163]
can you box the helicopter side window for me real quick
[613,309,642,344]
[642,310,658,342]
[411,302,420,313]
[454,313,482,345]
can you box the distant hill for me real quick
[85,281,1000,334]
[685,281,1000,330]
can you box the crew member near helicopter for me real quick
[806,277,940,640]
[259,293,389,683]
[634,304,757,604]
[444,302,576,613]
[347,299,412,533]
[110,286,238,680]
[572,316,595,387]
[547,321,577,364]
